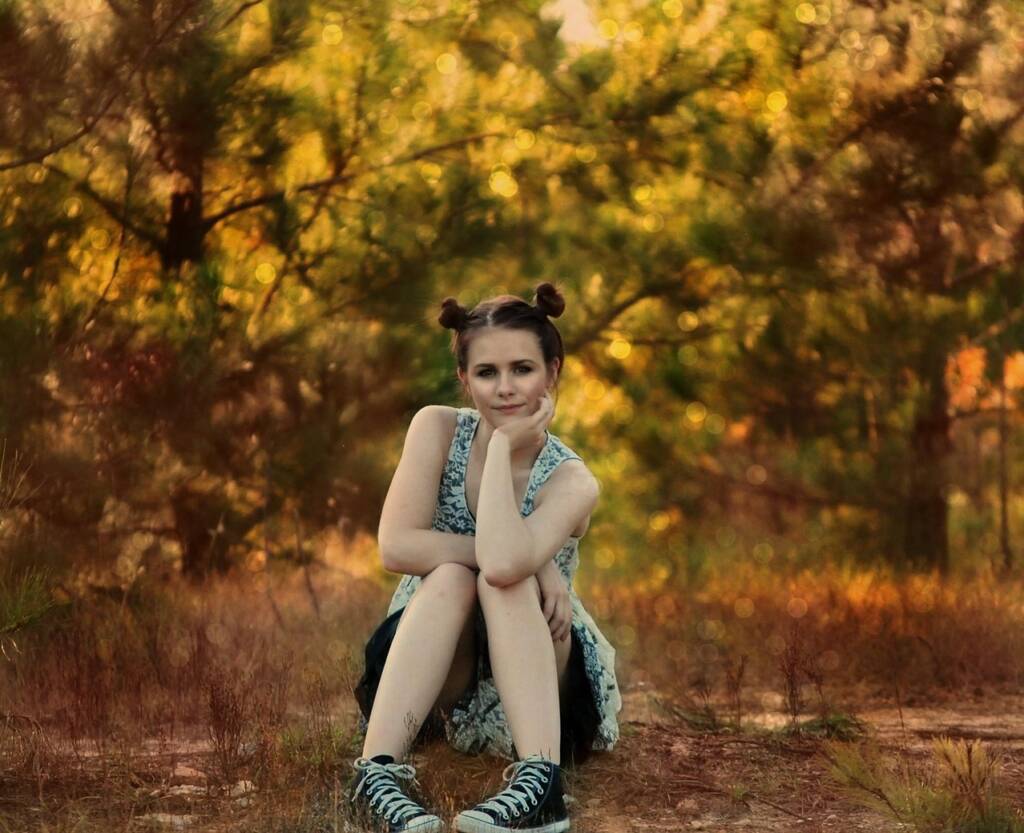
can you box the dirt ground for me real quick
[392,682,1024,833]
[552,684,1024,833]
[7,680,1024,832]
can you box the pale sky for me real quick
[543,0,603,47]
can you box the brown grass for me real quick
[1,548,1023,831]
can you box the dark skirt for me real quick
[353,602,602,769]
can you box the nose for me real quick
[497,372,516,396]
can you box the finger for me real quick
[543,596,555,622]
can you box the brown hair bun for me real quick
[533,282,565,319]
[438,296,469,331]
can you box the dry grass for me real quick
[1,551,1024,831]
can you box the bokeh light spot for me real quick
[840,28,861,49]
[746,29,769,51]
[912,9,934,29]
[608,338,632,359]
[623,21,644,42]
[89,228,111,250]
[436,52,457,74]
[649,511,671,532]
[633,184,653,203]
[255,262,277,284]
[642,212,664,232]
[787,597,808,618]
[64,198,82,218]
[321,24,343,45]
[676,310,699,331]
[575,144,597,163]
[661,0,683,19]
[685,401,707,423]
[584,379,606,400]
[514,129,535,149]
[419,161,442,183]
[489,170,518,198]
[962,89,983,110]
[598,19,619,39]
[795,3,816,23]
[734,597,755,618]
[745,464,768,485]
[766,91,788,113]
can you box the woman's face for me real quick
[458,327,558,423]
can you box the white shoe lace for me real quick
[352,757,433,825]
[472,754,553,821]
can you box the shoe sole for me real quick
[403,816,445,833]
[350,811,444,833]
[453,815,570,833]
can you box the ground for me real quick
[74,682,1023,833]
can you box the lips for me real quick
[496,404,523,412]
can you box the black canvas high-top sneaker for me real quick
[453,754,569,833]
[347,755,444,833]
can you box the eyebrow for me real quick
[471,359,536,370]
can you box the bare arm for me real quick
[478,432,598,587]
[379,528,478,576]
[378,406,480,575]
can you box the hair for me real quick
[438,282,566,400]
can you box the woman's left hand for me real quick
[537,558,572,642]
[493,393,555,453]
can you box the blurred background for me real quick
[3,0,1022,592]
[1,1,1024,827]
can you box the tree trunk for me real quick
[998,354,1014,573]
[162,167,205,268]
[903,356,952,572]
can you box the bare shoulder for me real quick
[409,404,458,436]
[534,459,600,537]
[411,403,459,430]
[546,459,599,492]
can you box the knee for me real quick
[477,570,541,605]
[422,562,478,607]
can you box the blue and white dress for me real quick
[354,407,622,764]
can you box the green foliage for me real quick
[0,0,1022,583]
[825,738,1024,832]
[784,712,867,742]
[0,568,53,637]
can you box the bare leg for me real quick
[361,563,478,762]
[476,572,572,765]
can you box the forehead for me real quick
[466,327,544,365]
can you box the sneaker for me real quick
[453,754,569,833]
[347,755,444,833]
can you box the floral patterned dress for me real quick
[355,407,622,762]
